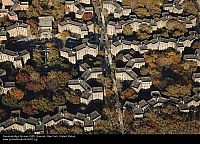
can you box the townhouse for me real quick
[38,16,54,38]
[115,68,138,81]
[0,81,15,94]
[60,42,98,64]
[0,49,30,68]
[58,19,89,38]
[2,0,29,10]
[0,108,101,133]
[125,58,145,69]
[68,66,104,105]
[6,21,30,38]
[131,77,152,93]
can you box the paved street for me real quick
[95,0,124,134]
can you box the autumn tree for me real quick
[134,7,150,18]
[163,84,192,97]
[46,71,71,91]
[102,9,109,18]
[166,20,188,38]
[137,23,152,40]
[65,91,80,104]
[182,0,198,16]
[141,50,196,91]
[8,88,25,101]
[121,88,137,99]
[60,30,70,39]
[82,12,93,21]
[32,49,43,66]
[191,40,200,49]
[123,24,133,36]
[2,88,25,107]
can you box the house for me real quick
[58,19,89,38]
[89,111,101,125]
[79,0,91,4]
[0,9,8,18]
[138,77,152,90]
[74,112,85,125]
[123,54,132,62]
[6,21,30,37]
[65,0,78,13]
[8,11,18,21]
[38,16,54,38]
[0,49,30,68]
[92,87,104,101]
[87,21,94,33]
[177,103,190,113]
[84,117,93,132]
[107,21,116,36]
[80,91,93,105]
[126,58,145,69]
[168,97,181,106]
[60,42,98,64]
[123,101,137,111]
[81,67,102,80]
[42,115,55,127]
[192,73,200,83]
[0,30,7,41]
[12,1,29,11]
[68,79,88,92]
[103,1,120,14]
[1,82,15,94]
[111,40,122,56]
[0,69,6,77]
[2,0,15,9]
[115,68,138,81]
[139,100,149,112]
[133,108,144,119]
[79,63,90,72]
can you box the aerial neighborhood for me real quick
[0,0,199,134]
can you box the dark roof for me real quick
[139,100,148,108]
[42,115,52,124]
[4,82,15,88]
[75,112,85,121]
[168,97,181,104]
[84,118,93,127]
[133,108,143,115]
[123,101,137,109]
[89,111,101,121]
[26,117,39,125]
[81,91,92,99]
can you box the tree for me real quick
[8,88,25,100]
[82,12,93,21]
[32,49,43,66]
[166,20,187,38]
[182,0,198,16]
[96,74,112,89]
[123,24,133,36]
[47,47,61,66]
[163,84,192,97]
[2,94,19,108]
[60,30,70,39]
[191,40,200,49]
[137,23,152,40]
[121,88,137,99]
[102,9,109,18]
[134,7,150,18]
[16,73,30,84]
[64,91,80,104]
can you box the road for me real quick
[95,0,124,134]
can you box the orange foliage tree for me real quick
[82,12,93,21]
